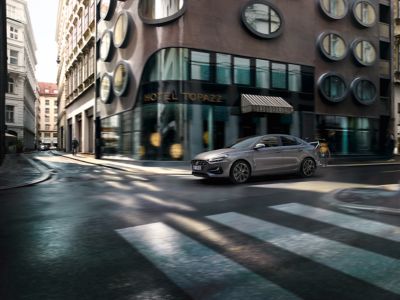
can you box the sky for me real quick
[27,0,59,83]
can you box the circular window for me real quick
[319,73,347,102]
[352,39,376,66]
[99,0,115,21]
[113,11,131,48]
[242,1,283,39]
[99,30,113,62]
[351,78,376,105]
[100,73,113,104]
[318,32,347,61]
[113,61,130,97]
[319,0,348,19]
[139,0,186,25]
[352,0,376,27]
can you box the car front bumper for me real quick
[191,159,231,178]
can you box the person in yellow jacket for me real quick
[318,139,330,167]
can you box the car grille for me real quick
[191,160,208,166]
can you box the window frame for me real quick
[350,77,377,105]
[241,0,284,39]
[5,105,14,123]
[351,39,376,66]
[138,0,187,25]
[319,0,348,20]
[318,32,347,61]
[318,72,348,103]
[352,0,376,28]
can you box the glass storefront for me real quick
[101,47,315,160]
[317,115,379,155]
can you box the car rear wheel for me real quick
[230,160,251,184]
[300,157,316,177]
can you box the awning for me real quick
[241,94,294,114]
[5,133,17,138]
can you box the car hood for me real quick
[193,148,238,161]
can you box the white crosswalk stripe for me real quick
[207,212,400,295]
[116,204,400,298]
[270,203,400,242]
[116,223,300,300]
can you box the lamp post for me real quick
[0,0,7,162]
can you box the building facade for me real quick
[56,0,96,154]
[5,0,37,151]
[96,0,392,160]
[37,83,59,148]
[394,0,400,153]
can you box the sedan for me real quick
[191,134,320,183]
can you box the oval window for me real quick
[113,62,130,97]
[319,73,347,102]
[100,73,113,104]
[99,30,113,62]
[352,0,376,27]
[99,0,115,21]
[242,1,283,39]
[113,11,131,48]
[319,32,347,61]
[351,78,376,105]
[352,40,376,66]
[320,0,348,19]
[138,0,186,25]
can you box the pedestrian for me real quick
[318,139,330,167]
[72,137,79,156]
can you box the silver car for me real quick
[191,134,320,183]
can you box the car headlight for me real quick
[208,155,228,163]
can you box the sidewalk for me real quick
[0,151,399,215]
[0,153,51,190]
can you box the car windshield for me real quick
[228,136,260,150]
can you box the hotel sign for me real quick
[143,91,225,105]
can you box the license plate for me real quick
[192,165,202,171]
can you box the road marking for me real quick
[116,223,300,300]
[270,203,400,242]
[207,212,400,295]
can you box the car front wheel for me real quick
[230,160,251,184]
[300,157,316,177]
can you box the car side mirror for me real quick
[254,143,265,150]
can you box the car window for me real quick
[260,136,280,147]
[281,136,300,146]
[229,136,260,150]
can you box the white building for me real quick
[5,0,37,151]
[37,82,58,148]
[56,0,96,154]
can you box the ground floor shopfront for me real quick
[100,103,386,161]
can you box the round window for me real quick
[352,0,376,27]
[113,11,131,48]
[113,62,130,97]
[319,73,347,102]
[139,0,186,25]
[351,78,376,105]
[319,32,347,61]
[99,0,115,21]
[99,30,113,62]
[100,73,113,104]
[242,1,283,39]
[319,0,348,19]
[352,40,376,66]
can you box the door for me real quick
[252,135,284,175]
[279,135,304,171]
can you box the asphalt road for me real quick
[0,152,399,300]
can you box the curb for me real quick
[0,154,52,191]
[325,188,400,216]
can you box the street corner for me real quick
[325,184,400,215]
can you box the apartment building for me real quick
[56,0,96,154]
[37,82,58,148]
[5,0,37,151]
[96,0,393,160]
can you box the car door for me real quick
[252,135,284,175]
[279,135,305,171]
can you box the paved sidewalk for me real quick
[0,153,51,190]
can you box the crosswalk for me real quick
[116,203,400,299]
